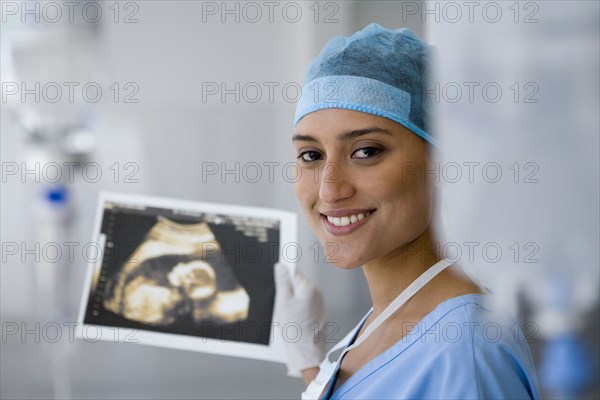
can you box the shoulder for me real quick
[411,294,542,399]
[332,294,542,400]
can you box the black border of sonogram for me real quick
[83,204,279,346]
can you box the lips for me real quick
[326,212,371,227]
[320,209,375,235]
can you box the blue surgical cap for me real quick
[294,23,437,146]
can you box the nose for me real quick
[318,161,354,203]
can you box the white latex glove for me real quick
[274,262,327,378]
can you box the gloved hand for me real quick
[274,262,327,378]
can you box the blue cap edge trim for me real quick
[294,103,439,148]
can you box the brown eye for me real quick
[298,151,322,162]
[352,147,381,159]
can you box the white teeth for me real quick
[326,212,370,227]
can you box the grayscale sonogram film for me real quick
[82,199,281,346]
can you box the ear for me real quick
[424,143,442,190]
[424,143,443,223]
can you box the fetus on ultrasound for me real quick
[102,217,250,326]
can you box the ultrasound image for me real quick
[103,216,250,325]
[83,201,280,345]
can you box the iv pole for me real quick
[2,15,103,400]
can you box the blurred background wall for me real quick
[1,1,598,399]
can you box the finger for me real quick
[274,262,294,300]
[292,270,317,299]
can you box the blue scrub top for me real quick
[325,294,541,399]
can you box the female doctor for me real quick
[274,24,541,399]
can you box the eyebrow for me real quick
[292,126,392,142]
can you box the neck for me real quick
[362,226,441,316]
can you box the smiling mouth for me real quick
[318,209,377,235]
[323,211,372,227]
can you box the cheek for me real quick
[293,170,316,209]
[378,163,433,224]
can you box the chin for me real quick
[324,254,365,270]
[316,238,369,269]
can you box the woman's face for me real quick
[293,108,434,269]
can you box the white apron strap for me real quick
[302,311,371,399]
[301,258,454,400]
